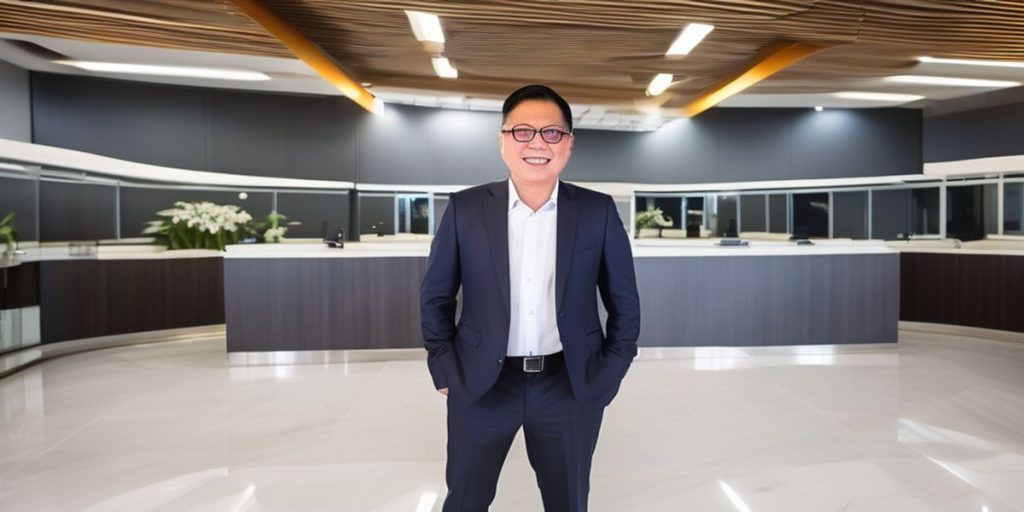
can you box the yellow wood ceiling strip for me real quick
[226,0,376,113]
[681,41,827,118]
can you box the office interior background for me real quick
[1,2,1024,511]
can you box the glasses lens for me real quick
[540,128,564,144]
[512,128,535,142]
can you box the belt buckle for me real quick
[522,356,544,373]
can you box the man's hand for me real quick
[438,388,449,396]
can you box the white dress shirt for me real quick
[507,179,562,357]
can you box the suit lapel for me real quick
[555,180,578,311]
[482,180,511,320]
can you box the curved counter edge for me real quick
[0,325,224,380]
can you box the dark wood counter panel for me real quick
[901,252,1024,333]
[40,258,224,343]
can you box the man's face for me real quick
[500,99,573,187]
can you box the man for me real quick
[421,84,641,511]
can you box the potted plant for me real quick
[0,212,17,255]
[255,211,288,243]
[635,208,673,238]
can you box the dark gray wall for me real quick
[32,73,360,181]
[924,98,1024,162]
[567,108,921,183]
[32,73,923,187]
[0,59,30,142]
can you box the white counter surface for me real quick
[10,245,222,263]
[224,240,897,259]
[225,242,431,258]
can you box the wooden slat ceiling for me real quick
[2,0,1024,107]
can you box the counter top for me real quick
[13,245,222,262]
[225,240,897,259]
[225,242,430,258]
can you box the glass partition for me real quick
[911,188,940,236]
[739,194,767,233]
[833,191,868,239]
[946,184,987,242]
[712,195,738,237]
[792,192,829,238]
[1005,182,1024,235]
[768,194,788,234]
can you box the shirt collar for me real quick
[508,179,559,212]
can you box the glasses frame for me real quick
[501,124,572,144]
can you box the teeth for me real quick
[524,157,550,164]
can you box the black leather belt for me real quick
[504,351,564,373]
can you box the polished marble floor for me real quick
[1,330,1023,511]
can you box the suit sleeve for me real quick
[597,196,641,364]
[420,198,460,390]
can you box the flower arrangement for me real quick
[635,208,673,230]
[0,212,17,253]
[144,201,253,251]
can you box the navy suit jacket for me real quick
[421,180,641,408]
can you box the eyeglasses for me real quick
[501,125,572,144]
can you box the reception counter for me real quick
[4,244,223,345]
[224,240,901,357]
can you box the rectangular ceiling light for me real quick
[646,73,673,96]
[432,57,458,79]
[405,11,445,43]
[666,23,715,56]
[885,75,1021,87]
[919,56,1024,69]
[55,61,270,81]
[834,91,925,102]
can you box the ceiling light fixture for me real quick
[54,60,270,81]
[814,105,823,111]
[646,73,673,96]
[919,56,1024,69]
[666,23,715,56]
[432,57,458,79]
[833,91,925,102]
[885,75,1021,87]
[405,11,445,43]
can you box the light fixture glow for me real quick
[666,23,715,56]
[432,57,458,79]
[718,481,753,512]
[814,105,823,111]
[646,73,673,96]
[919,56,1024,69]
[885,75,1021,87]
[54,61,270,81]
[833,91,925,102]
[405,11,445,43]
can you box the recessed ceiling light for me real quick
[646,73,673,96]
[431,57,458,79]
[814,106,823,111]
[405,11,445,44]
[54,60,270,81]
[834,91,925,102]
[666,23,714,56]
[919,56,1024,69]
[885,75,1021,87]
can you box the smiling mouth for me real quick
[523,157,551,165]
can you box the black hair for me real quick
[501,84,573,132]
